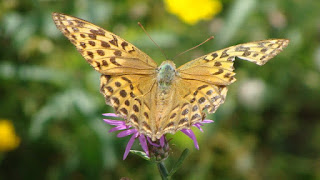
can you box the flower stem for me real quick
[156,148,190,179]
[168,148,190,177]
[157,161,169,180]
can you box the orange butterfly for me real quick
[52,13,289,141]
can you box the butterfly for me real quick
[52,12,289,141]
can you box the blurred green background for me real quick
[1,0,320,179]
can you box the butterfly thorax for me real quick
[157,60,176,91]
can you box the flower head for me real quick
[164,0,222,25]
[103,113,213,160]
[0,119,20,152]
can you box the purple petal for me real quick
[102,113,119,117]
[117,129,138,137]
[160,136,165,147]
[147,137,160,147]
[108,125,128,133]
[202,119,214,124]
[103,119,126,126]
[193,123,204,132]
[181,129,199,150]
[139,134,149,156]
[123,132,139,160]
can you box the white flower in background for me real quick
[238,79,266,109]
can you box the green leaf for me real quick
[157,162,169,180]
[129,150,150,161]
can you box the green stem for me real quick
[157,161,169,180]
[168,148,190,178]
[156,148,190,179]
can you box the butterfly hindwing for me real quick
[52,13,157,75]
[100,74,158,138]
[157,79,228,136]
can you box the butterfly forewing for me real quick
[52,13,157,75]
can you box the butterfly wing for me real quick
[155,78,228,137]
[159,39,290,131]
[52,12,158,75]
[100,74,158,138]
[178,39,289,85]
[52,13,160,138]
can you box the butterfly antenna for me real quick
[172,36,214,60]
[138,22,168,60]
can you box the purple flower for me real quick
[181,119,214,150]
[103,113,214,160]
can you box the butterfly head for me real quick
[157,60,176,89]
